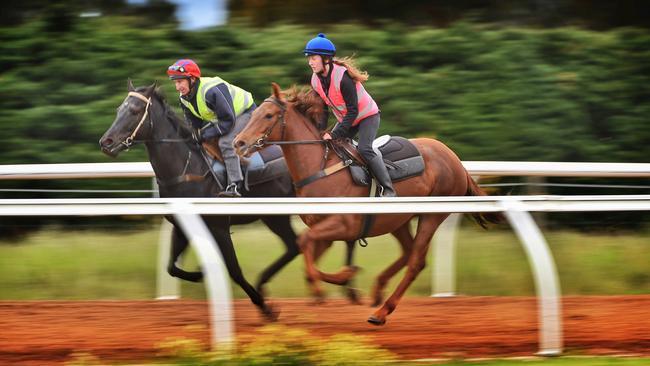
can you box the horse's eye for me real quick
[265,113,273,119]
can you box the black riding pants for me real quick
[348,113,380,163]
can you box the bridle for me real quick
[253,97,325,148]
[251,97,354,189]
[119,90,190,148]
[122,91,153,148]
[113,90,218,189]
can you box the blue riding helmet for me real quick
[303,33,336,56]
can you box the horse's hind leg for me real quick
[368,213,448,326]
[167,225,203,282]
[255,215,300,296]
[370,222,414,307]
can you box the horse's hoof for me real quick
[367,315,386,326]
[345,287,363,305]
[260,303,280,322]
[311,295,327,305]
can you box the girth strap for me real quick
[294,159,353,189]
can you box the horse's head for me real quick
[99,79,157,157]
[234,82,287,158]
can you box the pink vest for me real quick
[311,64,379,126]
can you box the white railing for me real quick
[2,161,650,180]
[1,162,649,356]
[1,195,649,356]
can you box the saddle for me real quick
[333,135,425,186]
[208,145,288,189]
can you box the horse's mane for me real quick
[283,86,325,130]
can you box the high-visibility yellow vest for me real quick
[180,77,253,122]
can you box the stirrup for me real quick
[218,183,241,198]
[378,185,396,198]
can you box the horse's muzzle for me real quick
[99,136,124,158]
[234,140,251,158]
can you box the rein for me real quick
[255,97,351,189]
[253,98,325,148]
[120,90,215,189]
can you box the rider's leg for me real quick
[217,107,255,197]
[357,114,396,197]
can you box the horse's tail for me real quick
[465,171,505,229]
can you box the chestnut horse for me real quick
[234,83,502,325]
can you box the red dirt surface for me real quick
[0,296,649,365]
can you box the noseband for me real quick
[254,97,287,148]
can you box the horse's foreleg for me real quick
[167,225,203,282]
[255,216,300,295]
[343,240,363,304]
[368,214,447,326]
[370,223,414,307]
[208,222,278,321]
[298,232,325,301]
[299,218,360,288]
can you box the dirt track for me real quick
[1,296,649,365]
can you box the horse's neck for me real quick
[144,100,195,181]
[280,109,336,185]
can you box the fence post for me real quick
[171,202,234,352]
[431,213,462,297]
[503,201,562,356]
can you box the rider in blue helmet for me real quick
[304,33,396,197]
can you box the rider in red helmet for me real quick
[304,34,396,197]
[167,59,255,197]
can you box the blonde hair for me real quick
[333,56,369,83]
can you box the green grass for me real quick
[0,218,648,300]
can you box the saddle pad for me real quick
[378,136,421,162]
[258,145,284,163]
[349,136,424,185]
[245,148,289,186]
[209,146,288,188]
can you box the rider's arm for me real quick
[204,84,237,137]
[319,105,330,131]
[330,71,358,139]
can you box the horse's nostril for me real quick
[235,140,245,148]
[101,138,113,147]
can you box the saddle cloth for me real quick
[349,135,425,186]
[211,145,288,188]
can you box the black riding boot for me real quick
[367,156,396,197]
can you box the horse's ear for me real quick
[127,78,135,91]
[144,81,157,96]
[271,82,285,102]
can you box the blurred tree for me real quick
[227,0,650,29]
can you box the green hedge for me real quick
[0,18,648,232]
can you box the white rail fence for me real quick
[1,195,650,356]
[3,161,650,179]
[1,162,649,355]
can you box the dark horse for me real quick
[234,83,503,325]
[99,81,359,319]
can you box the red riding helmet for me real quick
[167,59,201,80]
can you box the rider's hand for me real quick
[322,132,332,140]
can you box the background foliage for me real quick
[1,1,649,235]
